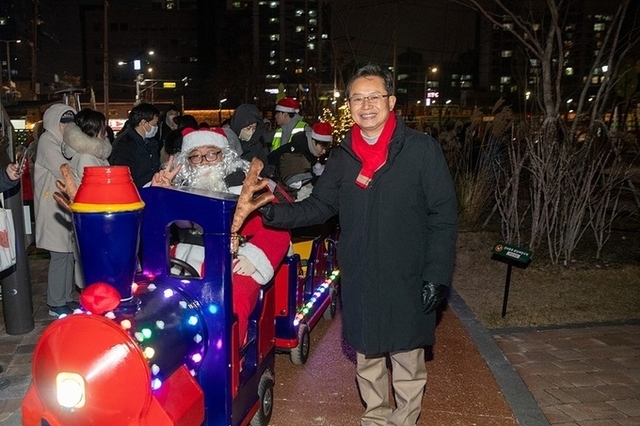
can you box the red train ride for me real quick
[21,166,339,426]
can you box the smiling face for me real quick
[348,76,396,138]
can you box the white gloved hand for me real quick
[312,162,325,176]
[233,255,256,276]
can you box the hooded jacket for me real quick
[264,115,458,355]
[224,104,267,163]
[33,103,77,252]
[62,123,112,183]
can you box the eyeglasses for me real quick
[188,150,222,164]
[349,94,390,106]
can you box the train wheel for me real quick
[250,371,275,426]
[323,286,339,320]
[290,323,310,365]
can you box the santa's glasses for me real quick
[188,150,222,164]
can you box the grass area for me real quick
[452,230,640,329]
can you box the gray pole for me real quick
[1,184,34,335]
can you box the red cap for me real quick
[311,122,333,143]
[275,97,300,113]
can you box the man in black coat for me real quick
[109,103,160,188]
[259,64,457,425]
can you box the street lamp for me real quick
[218,98,227,126]
[118,50,154,104]
[0,39,22,92]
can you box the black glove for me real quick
[421,282,446,315]
[258,203,275,221]
[224,169,246,187]
[260,164,276,178]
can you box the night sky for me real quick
[35,0,478,86]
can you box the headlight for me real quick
[55,372,86,409]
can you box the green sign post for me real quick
[491,242,533,317]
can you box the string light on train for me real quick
[293,270,340,327]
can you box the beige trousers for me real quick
[356,348,427,426]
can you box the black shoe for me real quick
[66,301,81,310]
[48,305,73,317]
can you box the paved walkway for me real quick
[0,256,639,425]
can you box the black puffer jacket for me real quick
[264,115,458,354]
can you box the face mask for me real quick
[144,123,158,139]
[239,127,255,141]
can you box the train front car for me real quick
[22,167,276,426]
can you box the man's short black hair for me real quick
[128,103,160,127]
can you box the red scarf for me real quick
[351,113,397,188]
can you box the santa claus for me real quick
[152,128,290,344]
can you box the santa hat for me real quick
[275,97,300,113]
[181,128,228,153]
[311,122,333,143]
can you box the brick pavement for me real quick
[494,324,640,425]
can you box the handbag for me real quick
[0,197,17,272]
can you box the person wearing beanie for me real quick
[258,64,457,426]
[269,97,310,151]
[150,128,290,344]
[33,103,80,318]
[267,121,333,201]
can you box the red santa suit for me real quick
[232,211,290,342]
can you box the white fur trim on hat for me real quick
[181,130,229,153]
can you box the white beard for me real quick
[188,164,228,192]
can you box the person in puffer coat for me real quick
[62,108,112,290]
[259,64,458,426]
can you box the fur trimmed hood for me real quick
[62,123,112,160]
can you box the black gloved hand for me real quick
[422,282,446,315]
[224,169,246,187]
[260,164,276,178]
[258,203,275,221]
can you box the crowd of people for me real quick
[6,63,457,426]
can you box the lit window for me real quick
[269,1,278,8]
[530,58,540,67]
[270,50,276,58]
[269,60,276,65]
[321,33,328,39]
[594,23,605,31]
[296,26,304,32]
[591,76,599,84]
[308,35,316,41]
[307,43,315,50]
[309,10,317,17]
[461,81,473,88]
[501,50,513,58]
[500,76,511,84]
[503,23,513,30]
[295,9,304,17]
[270,34,280,41]
[269,18,278,23]
[309,18,317,25]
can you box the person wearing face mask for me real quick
[223,103,266,164]
[155,104,181,156]
[109,103,161,187]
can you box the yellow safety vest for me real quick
[271,120,307,151]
